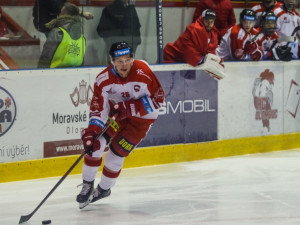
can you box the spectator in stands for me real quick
[97,0,141,64]
[38,2,86,68]
[33,0,93,37]
[0,7,9,38]
[192,0,236,43]
[163,9,218,66]
[276,0,300,58]
[217,8,264,61]
[256,11,292,61]
[251,0,283,26]
[0,7,14,39]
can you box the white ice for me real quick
[1,149,300,225]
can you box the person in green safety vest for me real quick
[38,2,85,68]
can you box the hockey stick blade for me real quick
[19,153,85,224]
[19,113,118,224]
[277,36,297,42]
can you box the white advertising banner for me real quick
[0,68,103,163]
[1,62,300,163]
[218,61,300,140]
[283,63,300,133]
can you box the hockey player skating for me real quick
[76,41,165,209]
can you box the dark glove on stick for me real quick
[272,46,292,62]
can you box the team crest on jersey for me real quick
[134,85,141,92]
[283,16,289,23]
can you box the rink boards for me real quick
[1,61,300,182]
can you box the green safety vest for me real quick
[50,27,86,68]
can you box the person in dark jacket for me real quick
[33,0,93,37]
[37,2,86,68]
[192,0,236,43]
[96,0,141,64]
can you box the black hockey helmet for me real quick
[284,0,298,12]
[202,9,216,20]
[109,41,133,60]
[261,10,277,35]
[240,8,256,21]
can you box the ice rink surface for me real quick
[1,148,300,225]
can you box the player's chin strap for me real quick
[198,53,227,80]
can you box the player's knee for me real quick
[104,150,125,171]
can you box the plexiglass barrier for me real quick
[0,0,160,69]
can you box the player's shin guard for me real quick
[82,156,102,181]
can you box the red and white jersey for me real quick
[274,7,300,58]
[275,6,300,37]
[217,24,262,61]
[256,30,280,59]
[89,60,165,130]
[251,1,283,26]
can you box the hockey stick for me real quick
[284,25,300,47]
[19,113,118,224]
[278,36,297,42]
[268,25,300,53]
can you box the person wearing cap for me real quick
[192,0,236,43]
[76,41,165,209]
[217,8,264,61]
[163,9,218,67]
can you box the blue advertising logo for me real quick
[0,86,17,137]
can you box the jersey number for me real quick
[121,92,130,98]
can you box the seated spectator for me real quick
[275,0,300,59]
[33,0,93,37]
[192,0,236,43]
[256,11,292,61]
[164,9,218,67]
[217,9,264,61]
[251,0,283,26]
[38,2,86,68]
[0,7,13,38]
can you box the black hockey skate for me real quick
[76,180,94,209]
[90,185,111,203]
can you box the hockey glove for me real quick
[244,41,258,55]
[113,100,139,120]
[271,46,292,62]
[81,127,101,155]
[198,53,226,80]
[250,51,263,61]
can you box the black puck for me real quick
[42,220,51,224]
